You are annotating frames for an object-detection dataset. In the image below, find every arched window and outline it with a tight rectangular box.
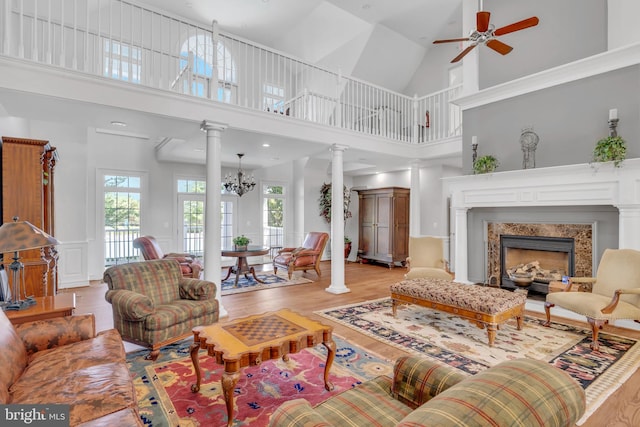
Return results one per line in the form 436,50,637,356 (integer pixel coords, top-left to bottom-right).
180,35,236,102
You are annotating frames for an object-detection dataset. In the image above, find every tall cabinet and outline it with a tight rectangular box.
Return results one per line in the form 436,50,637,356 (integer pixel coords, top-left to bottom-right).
1,137,59,297
357,187,410,268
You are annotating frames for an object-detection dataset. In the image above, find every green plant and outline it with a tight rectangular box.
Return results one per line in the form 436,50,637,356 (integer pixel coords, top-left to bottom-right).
344,236,352,244
473,155,499,174
319,183,352,223
593,136,626,167
232,235,250,246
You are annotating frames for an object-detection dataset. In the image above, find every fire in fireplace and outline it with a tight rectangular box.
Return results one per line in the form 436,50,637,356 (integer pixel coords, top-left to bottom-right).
500,235,575,293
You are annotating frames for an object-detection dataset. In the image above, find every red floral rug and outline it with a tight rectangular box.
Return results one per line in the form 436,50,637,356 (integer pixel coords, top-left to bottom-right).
127,336,392,426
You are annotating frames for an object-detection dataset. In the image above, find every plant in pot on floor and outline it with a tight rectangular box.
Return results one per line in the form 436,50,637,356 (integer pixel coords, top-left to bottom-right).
233,235,250,251
319,183,353,258
344,236,352,259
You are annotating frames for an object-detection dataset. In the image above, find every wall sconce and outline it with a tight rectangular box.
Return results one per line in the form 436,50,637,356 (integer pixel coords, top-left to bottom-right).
0,217,60,311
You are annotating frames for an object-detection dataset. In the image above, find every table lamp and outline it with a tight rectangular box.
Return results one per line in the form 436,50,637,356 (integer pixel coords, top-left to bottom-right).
0,217,60,311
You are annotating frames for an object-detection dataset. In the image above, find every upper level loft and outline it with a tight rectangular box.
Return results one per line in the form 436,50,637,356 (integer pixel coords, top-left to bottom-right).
0,0,462,152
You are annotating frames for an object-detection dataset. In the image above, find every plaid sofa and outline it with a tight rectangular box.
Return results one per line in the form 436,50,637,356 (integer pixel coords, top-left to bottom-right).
269,356,585,427
104,259,219,360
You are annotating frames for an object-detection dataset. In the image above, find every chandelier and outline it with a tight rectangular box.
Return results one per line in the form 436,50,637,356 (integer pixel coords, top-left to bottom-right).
223,153,256,197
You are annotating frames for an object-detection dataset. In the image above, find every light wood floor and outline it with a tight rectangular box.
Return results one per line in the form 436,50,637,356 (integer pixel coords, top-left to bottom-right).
68,261,640,427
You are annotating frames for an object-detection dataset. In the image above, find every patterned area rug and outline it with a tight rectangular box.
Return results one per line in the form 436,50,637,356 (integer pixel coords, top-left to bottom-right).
316,297,640,425
220,271,313,296
127,336,392,426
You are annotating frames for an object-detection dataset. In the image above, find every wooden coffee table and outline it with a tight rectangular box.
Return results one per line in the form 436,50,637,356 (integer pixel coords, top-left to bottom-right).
190,309,335,427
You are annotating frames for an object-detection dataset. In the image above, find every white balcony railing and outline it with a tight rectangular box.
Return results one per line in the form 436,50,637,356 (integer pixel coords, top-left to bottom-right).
0,0,462,144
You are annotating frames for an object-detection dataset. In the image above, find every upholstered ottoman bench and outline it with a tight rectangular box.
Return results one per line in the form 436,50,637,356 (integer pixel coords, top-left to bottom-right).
390,278,527,346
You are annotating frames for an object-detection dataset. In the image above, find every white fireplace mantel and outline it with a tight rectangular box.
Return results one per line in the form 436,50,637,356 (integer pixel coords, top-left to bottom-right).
443,158,640,282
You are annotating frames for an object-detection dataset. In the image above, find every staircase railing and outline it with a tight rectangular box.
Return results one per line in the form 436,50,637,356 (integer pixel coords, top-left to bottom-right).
0,0,462,144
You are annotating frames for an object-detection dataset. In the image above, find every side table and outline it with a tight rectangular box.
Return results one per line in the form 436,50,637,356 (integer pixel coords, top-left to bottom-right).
4,293,76,325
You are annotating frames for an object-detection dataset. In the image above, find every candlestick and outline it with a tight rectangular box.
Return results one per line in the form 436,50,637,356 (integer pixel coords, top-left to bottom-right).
471,136,478,167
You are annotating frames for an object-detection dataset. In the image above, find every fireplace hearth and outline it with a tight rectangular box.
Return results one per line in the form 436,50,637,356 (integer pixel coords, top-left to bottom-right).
500,235,575,293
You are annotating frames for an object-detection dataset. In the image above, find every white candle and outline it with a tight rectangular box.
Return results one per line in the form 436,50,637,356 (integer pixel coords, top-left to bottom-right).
471,136,478,146
609,108,618,120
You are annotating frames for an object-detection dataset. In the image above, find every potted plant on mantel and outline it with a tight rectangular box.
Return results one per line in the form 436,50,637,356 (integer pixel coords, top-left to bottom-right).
319,183,353,258
232,235,250,251
473,155,500,174
593,135,626,168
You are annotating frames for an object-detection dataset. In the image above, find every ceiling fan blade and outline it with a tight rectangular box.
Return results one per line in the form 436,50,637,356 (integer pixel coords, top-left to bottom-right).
451,44,476,63
433,37,470,44
486,39,513,55
477,11,491,32
494,16,539,36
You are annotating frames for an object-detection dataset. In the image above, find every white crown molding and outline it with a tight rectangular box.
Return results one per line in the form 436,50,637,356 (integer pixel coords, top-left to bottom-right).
453,42,640,111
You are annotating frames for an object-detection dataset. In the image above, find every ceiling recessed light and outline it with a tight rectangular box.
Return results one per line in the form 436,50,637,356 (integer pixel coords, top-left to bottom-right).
110,121,127,127
262,143,270,147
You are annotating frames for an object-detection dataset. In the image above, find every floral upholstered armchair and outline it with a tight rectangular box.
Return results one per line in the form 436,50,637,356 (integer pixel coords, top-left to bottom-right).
133,235,203,278
273,232,329,280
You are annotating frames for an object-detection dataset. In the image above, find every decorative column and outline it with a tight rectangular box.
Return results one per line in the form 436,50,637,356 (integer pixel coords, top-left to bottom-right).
453,206,470,284
326,144,350,294
201,120,228,317
409,161,421,236
617,205,640,250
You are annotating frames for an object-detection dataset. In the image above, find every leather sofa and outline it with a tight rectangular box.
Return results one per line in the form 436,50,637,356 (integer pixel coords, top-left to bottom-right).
0,310,142,426
269,355,585,427
104,259,219,360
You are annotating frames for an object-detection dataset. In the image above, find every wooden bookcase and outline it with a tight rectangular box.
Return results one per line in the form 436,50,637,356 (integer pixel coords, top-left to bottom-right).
1,137,59,297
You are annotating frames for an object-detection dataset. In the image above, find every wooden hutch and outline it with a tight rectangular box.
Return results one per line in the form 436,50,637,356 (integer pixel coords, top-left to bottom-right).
357,187,410,268
1,137,59,297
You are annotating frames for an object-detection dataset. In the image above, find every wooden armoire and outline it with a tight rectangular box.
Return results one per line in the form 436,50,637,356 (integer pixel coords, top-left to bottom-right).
357,187,410,267
1,137,59,297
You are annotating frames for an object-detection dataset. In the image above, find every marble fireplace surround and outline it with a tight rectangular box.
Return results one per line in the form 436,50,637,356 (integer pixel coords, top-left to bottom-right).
443,158,640,284
488,223,592,288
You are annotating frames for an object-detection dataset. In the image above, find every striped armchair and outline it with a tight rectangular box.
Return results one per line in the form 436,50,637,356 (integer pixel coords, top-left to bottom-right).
269,356,585,427
104,259,219,360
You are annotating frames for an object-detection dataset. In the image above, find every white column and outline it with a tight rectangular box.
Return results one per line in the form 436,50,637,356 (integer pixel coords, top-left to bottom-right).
326,144,350,294
453,206,470,284
617,205,640,250
201,120,228,317
3,0,10,54
461,0,479,95
409,161,421,236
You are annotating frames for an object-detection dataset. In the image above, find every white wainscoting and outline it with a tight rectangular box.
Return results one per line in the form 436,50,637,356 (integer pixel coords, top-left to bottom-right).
58,241,89,289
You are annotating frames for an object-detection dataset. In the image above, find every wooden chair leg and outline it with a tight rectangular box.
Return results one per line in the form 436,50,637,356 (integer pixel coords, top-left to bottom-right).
543,301,554,327
587,318,606,351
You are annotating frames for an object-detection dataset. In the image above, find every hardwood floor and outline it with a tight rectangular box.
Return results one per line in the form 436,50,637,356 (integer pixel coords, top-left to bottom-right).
67,261,640,427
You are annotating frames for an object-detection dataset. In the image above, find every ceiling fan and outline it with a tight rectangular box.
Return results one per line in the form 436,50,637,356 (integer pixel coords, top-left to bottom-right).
433,4,539,63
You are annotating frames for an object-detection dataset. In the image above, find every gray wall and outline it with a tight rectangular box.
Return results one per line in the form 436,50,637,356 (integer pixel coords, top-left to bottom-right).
479,0,607,89
466,206,619,284
463,65,640,173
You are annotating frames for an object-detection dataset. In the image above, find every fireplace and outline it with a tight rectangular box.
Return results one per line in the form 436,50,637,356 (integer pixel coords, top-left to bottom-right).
500,235,575,293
